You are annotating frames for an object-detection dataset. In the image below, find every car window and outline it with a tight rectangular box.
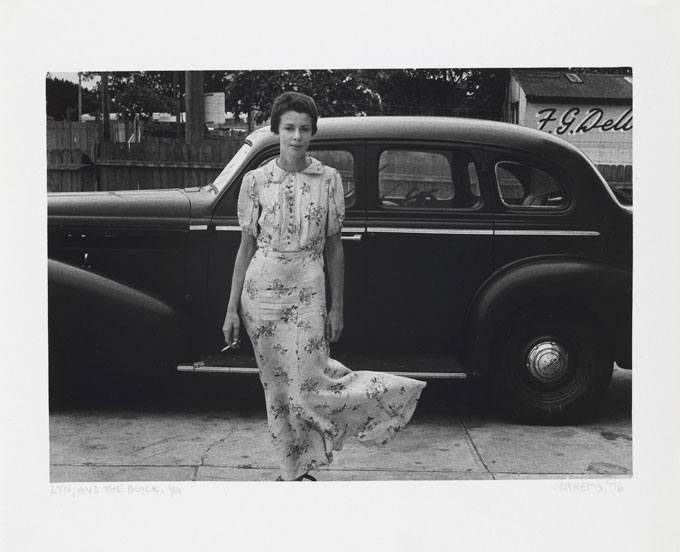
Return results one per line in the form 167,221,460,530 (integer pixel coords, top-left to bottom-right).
495,161,567,209
258,150,356,208
378,149,481,209
311,150,356,208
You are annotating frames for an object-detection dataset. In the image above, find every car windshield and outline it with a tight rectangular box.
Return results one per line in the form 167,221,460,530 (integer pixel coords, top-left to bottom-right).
205,142,252,193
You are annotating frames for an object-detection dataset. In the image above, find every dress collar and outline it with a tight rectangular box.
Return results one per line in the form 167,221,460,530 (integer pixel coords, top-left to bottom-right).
267,157,324,182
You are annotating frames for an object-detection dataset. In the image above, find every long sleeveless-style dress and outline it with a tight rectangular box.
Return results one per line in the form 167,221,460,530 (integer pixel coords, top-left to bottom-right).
238,157,426,480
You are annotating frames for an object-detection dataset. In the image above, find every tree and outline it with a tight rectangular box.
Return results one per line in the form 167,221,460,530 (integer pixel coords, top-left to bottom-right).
454,68,509,119
221,69,388,122
64,69,512,126
221,69,510,123
370,68,508,119
84,71,178,121
45,76,99,121
222,69,383,125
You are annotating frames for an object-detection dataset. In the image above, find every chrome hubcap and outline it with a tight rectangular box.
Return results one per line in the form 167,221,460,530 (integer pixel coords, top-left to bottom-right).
526,341,569,384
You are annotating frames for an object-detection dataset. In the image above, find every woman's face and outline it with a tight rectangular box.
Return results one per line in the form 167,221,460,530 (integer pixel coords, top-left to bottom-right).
278,111,313,158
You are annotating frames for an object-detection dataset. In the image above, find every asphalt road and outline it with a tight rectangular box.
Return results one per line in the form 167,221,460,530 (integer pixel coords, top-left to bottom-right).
49,366,632,482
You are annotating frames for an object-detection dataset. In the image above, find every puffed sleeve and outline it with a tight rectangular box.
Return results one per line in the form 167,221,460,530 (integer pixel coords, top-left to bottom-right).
326,169,346,236
237,171,259,237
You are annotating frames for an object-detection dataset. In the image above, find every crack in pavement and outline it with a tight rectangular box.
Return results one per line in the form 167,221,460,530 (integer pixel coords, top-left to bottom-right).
132,436,175,454
138,446,184,462
192,427,234,481
457,410,495,480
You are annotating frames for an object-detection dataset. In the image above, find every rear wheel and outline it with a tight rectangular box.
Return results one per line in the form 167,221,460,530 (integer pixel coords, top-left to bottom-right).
493,305,613,424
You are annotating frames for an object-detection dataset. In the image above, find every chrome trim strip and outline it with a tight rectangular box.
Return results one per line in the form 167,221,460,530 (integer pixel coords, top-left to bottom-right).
177,365,259,374
495,230,600,236
215,226,241,232
177,365,466,379
212,226,367,233
386,372,467,379
367,227,598,237
368,227,492,236
201,226,596,237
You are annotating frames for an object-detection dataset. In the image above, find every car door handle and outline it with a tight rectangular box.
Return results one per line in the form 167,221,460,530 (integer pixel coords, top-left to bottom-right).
341,234,364,242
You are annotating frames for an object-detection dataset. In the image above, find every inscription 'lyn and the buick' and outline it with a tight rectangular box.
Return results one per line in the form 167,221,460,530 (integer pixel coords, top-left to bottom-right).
48,117,632,424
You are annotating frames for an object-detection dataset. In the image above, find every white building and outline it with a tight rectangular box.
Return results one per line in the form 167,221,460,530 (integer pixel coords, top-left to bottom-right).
503,70,632,190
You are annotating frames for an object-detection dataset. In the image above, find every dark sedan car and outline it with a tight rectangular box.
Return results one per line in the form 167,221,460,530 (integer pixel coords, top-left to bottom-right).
48,116,632,423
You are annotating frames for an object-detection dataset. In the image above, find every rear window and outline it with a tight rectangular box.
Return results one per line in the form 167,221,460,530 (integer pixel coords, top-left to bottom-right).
495,161,567,209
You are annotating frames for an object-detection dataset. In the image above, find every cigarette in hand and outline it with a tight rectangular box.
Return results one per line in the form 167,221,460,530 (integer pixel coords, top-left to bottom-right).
221,344,231,352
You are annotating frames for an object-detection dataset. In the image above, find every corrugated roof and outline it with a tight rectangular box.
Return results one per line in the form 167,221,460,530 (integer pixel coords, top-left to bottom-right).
512,70,632,101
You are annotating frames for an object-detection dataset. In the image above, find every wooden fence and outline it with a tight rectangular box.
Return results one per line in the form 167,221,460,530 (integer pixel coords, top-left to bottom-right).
47,137,245,192
47,121,131,150
96,139,243,191
47,149,96,193
596,164,633,187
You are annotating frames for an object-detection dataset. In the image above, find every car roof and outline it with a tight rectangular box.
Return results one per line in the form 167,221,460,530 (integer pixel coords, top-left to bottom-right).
247,116,585,155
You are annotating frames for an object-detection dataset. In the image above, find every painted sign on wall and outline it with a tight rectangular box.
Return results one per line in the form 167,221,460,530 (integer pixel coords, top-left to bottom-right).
534,106,632,135
526,103,632,165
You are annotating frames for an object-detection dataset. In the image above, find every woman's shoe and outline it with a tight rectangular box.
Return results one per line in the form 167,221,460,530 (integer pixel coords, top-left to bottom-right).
275,473,316,481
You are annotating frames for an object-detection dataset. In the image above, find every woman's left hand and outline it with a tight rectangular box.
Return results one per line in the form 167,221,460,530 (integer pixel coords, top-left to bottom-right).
326,308,344,343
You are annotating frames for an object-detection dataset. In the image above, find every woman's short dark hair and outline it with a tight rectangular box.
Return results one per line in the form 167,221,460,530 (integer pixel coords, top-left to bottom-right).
270,92,319,135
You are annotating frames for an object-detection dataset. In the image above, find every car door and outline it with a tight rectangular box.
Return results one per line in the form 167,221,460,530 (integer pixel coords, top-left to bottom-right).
47,192,191,308
486,147,606,269
360,142,494,366
310,145,369,352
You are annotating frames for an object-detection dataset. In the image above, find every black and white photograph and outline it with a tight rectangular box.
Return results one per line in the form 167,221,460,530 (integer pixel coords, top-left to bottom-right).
2,1,679,551
46,67,633,484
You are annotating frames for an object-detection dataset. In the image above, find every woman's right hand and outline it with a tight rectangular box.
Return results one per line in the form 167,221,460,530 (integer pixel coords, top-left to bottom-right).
222,233,256,351
222,310,241,349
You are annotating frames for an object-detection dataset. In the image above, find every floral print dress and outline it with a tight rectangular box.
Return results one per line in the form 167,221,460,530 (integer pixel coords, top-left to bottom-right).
238,157,426,480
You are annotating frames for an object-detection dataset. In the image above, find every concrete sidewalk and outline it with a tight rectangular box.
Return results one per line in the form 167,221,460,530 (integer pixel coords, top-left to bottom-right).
50,368,632,482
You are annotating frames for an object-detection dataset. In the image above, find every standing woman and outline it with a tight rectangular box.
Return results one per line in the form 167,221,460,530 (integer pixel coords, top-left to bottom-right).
222,92,426,481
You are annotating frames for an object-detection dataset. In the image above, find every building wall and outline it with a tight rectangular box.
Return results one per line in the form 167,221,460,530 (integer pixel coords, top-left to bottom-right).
504,75,632,167
525,101,632,165
506,78,528,126
204,92,226,126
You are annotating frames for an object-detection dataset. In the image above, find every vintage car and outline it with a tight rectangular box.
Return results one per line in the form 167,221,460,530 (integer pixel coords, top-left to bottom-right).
48,116,632,423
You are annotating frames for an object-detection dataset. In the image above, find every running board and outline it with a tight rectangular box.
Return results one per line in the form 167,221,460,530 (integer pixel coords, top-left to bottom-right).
177,364,467,379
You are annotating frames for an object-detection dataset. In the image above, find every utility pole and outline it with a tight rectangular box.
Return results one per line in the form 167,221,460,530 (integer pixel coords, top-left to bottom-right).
173,71,181,138
185,71,204,143
101,72,110,142
248,72,254,133
78,72,82,122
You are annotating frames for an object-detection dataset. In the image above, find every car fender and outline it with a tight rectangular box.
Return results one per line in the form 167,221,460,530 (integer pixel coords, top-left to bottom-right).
462,255,632,375
48,259,185,373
